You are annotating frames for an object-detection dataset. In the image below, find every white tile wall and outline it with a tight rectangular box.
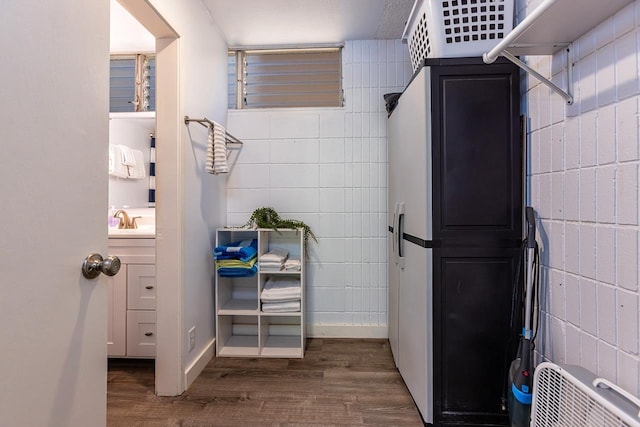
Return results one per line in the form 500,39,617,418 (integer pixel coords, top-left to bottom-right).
617,228,639,291
524,0,640,394
581,331,599,373
617,288,639,354
618,351,640,396
597,283,617,344
565,273,580,326
226,40,412,330
565,223,580,274
580,278,598,335
580,111,598,167
566,323,581,365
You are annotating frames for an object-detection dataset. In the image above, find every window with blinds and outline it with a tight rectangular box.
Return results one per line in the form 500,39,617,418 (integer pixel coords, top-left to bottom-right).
110,57,136,112
109,54,156,112
228,52,237,109
228,48,343,109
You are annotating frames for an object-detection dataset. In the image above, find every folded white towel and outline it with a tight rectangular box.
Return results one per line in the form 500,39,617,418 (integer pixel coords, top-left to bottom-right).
119,144,136,166
127,149,146,179
261,291,301,302
263,284,300,293
264,277,300,289
259,247,289,263
259,261,284,267
284,259,301,271
260,265,284,272
261,278,301,302
109,145,129,178
262,300,301,313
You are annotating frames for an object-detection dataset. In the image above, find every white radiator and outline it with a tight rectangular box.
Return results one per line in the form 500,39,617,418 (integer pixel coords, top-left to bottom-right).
531,362,640,427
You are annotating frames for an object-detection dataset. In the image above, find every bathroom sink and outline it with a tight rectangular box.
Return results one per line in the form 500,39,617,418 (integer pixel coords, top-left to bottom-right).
108,225,155,238
108,207,155,238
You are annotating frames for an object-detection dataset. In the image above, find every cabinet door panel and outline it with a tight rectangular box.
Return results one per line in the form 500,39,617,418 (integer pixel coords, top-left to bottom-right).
398,244,432,422
127,264,157,310
126,310,156,357
433,248,516,425
431,62,522,244
107,266,127,357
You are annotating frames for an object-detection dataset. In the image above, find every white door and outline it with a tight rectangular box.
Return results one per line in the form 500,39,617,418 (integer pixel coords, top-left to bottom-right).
387,109,400,364
0,1,110,426
386,67,434,423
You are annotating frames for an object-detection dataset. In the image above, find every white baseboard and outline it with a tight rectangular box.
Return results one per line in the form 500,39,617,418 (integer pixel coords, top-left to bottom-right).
184,338,215,389
307,325,388,339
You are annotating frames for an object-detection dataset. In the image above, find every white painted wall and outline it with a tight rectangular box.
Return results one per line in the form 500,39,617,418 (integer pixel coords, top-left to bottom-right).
227,40,412,337
148,0,229,374
521,0,640,396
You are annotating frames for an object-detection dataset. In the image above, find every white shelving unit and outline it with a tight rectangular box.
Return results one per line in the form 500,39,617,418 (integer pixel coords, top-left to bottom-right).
215,228,305,358
483,0,634,104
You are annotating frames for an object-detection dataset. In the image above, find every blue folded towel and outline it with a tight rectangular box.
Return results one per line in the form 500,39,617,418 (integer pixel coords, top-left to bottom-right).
218,265,258,277
214,239,258,262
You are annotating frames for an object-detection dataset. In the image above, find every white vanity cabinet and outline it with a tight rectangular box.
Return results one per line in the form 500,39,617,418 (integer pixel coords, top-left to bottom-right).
107,238,156,358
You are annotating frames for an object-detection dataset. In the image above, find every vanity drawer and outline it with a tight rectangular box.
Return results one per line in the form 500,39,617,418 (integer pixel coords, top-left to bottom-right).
127,264,156,310
126,310,156,357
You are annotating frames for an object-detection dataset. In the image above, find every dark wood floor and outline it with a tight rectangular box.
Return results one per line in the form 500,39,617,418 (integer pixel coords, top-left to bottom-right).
108,338,424,426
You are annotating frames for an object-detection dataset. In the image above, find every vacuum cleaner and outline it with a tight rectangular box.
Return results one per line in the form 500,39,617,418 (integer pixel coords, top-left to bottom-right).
507,207,540,426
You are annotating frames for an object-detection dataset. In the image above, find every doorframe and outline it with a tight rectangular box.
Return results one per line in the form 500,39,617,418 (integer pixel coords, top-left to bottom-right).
116,0,184,396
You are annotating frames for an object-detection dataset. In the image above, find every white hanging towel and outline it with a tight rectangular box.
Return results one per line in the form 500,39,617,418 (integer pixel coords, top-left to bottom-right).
109,144,129,178
205,121,229,175
127,149,146,179
118,144,137,166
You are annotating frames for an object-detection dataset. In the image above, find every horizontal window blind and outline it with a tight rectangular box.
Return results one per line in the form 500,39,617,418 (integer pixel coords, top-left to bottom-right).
110,57,136,112
227,52,237,109
109,54,155,113
235,48,342,109
147,57,156,112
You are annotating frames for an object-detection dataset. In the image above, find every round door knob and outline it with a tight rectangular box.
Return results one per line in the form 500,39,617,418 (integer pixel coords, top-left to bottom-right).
82,253,121,279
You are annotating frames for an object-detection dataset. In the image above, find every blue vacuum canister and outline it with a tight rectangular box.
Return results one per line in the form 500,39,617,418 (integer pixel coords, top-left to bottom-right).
508,339,532,426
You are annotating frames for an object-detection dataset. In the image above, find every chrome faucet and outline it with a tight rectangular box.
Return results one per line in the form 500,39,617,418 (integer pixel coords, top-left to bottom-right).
113,209,140,229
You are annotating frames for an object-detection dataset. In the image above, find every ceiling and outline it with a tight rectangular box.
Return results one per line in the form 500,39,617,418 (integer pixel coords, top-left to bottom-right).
110,0,155,53
201,0,415,47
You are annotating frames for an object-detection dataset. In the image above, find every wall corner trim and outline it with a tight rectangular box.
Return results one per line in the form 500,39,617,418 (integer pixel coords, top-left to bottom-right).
184,338,215,389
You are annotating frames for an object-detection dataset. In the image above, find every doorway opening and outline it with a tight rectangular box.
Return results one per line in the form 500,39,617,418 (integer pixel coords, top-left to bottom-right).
110,0,183,396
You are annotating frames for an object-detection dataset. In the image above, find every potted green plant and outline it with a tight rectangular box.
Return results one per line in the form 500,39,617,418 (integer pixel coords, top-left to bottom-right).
244,207,317,254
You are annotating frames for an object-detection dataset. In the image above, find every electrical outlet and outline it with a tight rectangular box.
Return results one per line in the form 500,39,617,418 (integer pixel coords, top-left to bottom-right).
188,326,196,351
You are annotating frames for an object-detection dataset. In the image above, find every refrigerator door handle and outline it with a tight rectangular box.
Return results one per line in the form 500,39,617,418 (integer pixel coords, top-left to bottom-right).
397,202,405,269
392,203,398,264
